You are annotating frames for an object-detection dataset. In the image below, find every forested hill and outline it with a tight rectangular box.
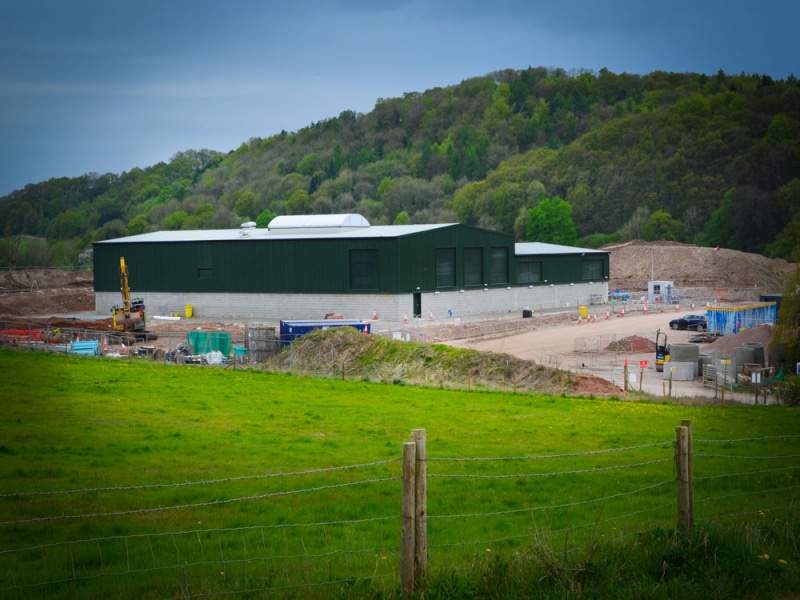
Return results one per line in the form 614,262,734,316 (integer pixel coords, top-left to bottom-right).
1,67,799,268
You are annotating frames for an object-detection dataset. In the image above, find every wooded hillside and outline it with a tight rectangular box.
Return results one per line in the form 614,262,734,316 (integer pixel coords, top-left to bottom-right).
1,67,798,267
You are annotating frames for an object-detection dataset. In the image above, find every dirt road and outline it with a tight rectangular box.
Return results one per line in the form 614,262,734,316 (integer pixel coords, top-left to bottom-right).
449,309,767,404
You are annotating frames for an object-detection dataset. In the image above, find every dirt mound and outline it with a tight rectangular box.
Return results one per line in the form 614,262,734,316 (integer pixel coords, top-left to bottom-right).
0,269,93,290
292,326,624,396
0,269,95,317
605,335,656,353
701,325,775,362
603,240,793,296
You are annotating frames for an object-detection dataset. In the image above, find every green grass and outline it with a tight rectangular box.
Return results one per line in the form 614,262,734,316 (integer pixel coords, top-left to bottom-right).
1,348,799,599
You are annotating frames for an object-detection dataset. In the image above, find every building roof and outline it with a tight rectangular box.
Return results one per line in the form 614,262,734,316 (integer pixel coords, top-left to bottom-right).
96,222,457,244
515,242,608,256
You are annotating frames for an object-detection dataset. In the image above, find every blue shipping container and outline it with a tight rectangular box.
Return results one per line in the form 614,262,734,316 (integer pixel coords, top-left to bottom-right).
279,319,370,343
706,302,777,335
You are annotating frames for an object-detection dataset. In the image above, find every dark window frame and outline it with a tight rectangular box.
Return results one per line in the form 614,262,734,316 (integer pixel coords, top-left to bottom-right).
489,246,509,285
517,260,542,284
435,247,457,289
349,249,379,290
463,247,483,287
582,259,603,281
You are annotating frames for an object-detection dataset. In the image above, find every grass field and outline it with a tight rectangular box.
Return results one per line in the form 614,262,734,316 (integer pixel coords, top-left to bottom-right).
1,348,799,599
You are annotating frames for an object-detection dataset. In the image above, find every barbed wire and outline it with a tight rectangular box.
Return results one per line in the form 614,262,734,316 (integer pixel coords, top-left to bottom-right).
429,441,673,462
429,502,673,552
0,476,399,526
694,484,800,506
695,435,800,443
694,465,799,482
430,479,674,520
0,515,400,556
429,458,672,479
0,458,399,499
695,453,800,460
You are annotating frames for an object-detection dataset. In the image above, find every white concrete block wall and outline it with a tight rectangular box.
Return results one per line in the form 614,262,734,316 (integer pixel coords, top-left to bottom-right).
95,282,608,323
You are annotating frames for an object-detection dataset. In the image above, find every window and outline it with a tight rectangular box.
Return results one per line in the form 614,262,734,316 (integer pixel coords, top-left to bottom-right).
350,249,379,290
582,259,603,280
489,247,508,285
464,247,482,286
517,260,542,284
435,248,456,288
198,268,212,280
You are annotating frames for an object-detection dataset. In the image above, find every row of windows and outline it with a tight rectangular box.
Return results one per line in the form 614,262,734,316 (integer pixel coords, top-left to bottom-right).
348,249,604,291
194,253,604,289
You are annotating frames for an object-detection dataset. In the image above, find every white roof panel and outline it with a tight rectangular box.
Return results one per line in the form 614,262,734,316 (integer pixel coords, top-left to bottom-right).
515,242,608,256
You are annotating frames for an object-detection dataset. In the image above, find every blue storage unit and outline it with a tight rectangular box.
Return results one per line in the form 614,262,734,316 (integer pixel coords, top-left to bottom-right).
279,319,370,343
707,302,777,335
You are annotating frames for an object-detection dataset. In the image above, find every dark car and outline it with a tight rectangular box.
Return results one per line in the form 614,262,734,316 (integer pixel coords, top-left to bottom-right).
669,314,707,331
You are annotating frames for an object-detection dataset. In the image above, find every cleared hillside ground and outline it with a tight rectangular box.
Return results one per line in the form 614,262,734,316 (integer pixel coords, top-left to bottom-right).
1,348,799,598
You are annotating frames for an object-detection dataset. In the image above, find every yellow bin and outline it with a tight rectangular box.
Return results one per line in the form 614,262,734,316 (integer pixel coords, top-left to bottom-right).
185,305,193,318
579,306,588,318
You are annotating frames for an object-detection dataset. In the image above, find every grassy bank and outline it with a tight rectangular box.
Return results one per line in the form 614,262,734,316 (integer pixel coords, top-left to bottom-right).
1,348,798,598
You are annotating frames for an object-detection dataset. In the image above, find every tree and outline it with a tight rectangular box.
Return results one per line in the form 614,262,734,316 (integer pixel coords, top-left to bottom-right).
256,209,277,228
641,210,685,241
772,262,800,369
127,215,149,236
233,191,257,220
526,196,578,245
393,210,411,225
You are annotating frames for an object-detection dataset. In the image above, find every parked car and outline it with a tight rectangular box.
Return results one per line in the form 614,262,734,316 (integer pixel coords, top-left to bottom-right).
669,314,707,331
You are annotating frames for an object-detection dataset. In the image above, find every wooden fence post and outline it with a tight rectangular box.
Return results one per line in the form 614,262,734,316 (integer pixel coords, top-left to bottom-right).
675,424,694,531
401,441,417,597
411,429,428,584
681,419,694,530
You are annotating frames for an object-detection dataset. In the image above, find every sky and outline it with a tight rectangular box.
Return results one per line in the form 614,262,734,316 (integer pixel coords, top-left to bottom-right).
1,0,797,197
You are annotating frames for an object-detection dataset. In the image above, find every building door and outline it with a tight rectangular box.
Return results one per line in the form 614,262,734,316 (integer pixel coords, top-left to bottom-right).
413,293,422,318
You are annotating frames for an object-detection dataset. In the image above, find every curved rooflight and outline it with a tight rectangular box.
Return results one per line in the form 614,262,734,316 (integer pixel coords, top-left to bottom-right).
268,214,370,231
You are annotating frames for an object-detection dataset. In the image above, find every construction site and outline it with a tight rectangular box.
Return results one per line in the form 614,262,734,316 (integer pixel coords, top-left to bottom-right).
0,241,795,402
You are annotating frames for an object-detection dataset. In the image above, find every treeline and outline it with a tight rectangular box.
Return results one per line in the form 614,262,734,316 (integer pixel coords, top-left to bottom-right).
1,67,799,267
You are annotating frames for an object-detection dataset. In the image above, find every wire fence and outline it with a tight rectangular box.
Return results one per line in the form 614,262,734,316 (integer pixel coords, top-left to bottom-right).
1,427,798,599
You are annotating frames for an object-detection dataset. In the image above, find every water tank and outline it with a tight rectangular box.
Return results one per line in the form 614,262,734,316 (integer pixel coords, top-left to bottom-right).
743,342,765,366
734,346,756,373
670,343,700,376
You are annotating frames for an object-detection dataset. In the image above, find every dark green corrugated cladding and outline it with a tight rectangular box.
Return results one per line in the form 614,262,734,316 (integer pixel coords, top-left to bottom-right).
93,223,520,295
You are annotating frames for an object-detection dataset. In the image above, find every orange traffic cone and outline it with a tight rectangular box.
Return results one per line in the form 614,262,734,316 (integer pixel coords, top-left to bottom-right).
373,309,378,320
643,304,647,315
403,312,408,323
675,303,679,312
429,310,434,321
621,307,625,317
593,313,598,323
605,310,610,320
578,314,583,325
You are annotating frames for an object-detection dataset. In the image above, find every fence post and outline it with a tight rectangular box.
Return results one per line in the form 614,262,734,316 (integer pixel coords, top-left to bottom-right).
681,419,694,530
411,429,427,584
675,424,694,531
401,441,417,597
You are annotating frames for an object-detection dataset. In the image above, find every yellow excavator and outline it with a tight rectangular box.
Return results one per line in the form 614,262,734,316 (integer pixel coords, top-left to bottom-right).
112,257,147,335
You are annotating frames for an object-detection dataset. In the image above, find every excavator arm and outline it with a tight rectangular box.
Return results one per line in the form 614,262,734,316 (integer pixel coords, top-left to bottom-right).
119,257,131,317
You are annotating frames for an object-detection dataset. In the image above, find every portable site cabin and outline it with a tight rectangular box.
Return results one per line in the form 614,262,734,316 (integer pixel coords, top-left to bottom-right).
706,302,778,335
93,215,609,321
648,280,676,304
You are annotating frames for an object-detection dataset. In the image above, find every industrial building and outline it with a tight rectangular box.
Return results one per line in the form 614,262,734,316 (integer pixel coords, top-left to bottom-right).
93,215,609,321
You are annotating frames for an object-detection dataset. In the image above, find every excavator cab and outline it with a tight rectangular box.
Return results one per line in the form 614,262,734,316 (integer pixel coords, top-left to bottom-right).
655,329,669,373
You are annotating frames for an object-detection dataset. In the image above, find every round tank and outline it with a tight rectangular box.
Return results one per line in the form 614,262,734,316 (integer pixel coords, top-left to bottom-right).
670,343,700,376
734,346,756,373
743,342,765,366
